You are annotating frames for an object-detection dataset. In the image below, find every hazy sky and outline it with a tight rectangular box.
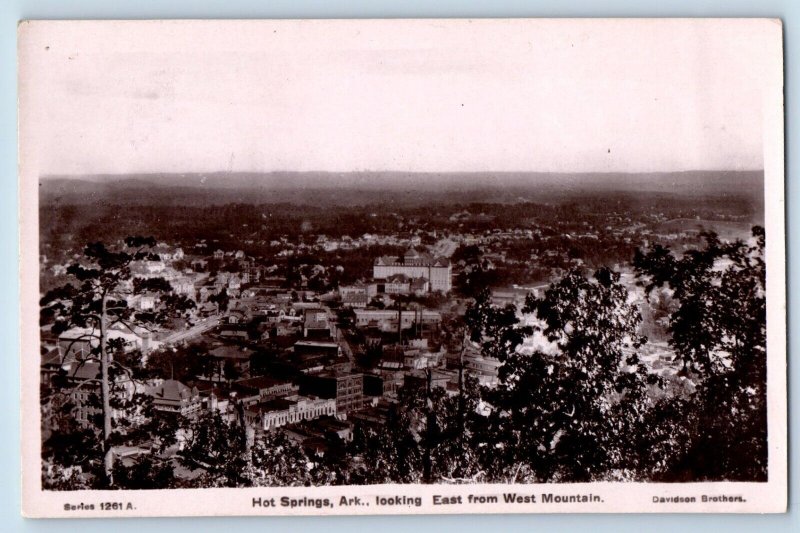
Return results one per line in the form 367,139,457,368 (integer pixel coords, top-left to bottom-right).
19,19,780,176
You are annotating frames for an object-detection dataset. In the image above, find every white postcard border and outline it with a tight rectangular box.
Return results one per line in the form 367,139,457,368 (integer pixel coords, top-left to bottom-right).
18,18,787,518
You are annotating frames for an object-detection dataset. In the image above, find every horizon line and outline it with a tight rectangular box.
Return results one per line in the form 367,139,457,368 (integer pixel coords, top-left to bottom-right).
39,168,766,180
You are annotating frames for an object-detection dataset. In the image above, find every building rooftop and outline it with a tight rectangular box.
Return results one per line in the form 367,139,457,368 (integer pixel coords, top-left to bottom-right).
63,361,101,380
208,345,253,360
374,249,450,268
148,379,198,404
249,397,297,413
342,293,369,305
294,340,339,349
41,347,61,367
235,376,294,390
315,370,364,380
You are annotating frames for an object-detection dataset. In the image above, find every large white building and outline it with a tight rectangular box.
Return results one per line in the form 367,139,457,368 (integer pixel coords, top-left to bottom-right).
244,395,337,431
373,249,452,292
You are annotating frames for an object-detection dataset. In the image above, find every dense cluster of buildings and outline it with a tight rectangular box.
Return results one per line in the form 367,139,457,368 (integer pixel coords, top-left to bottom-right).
40,241,517,465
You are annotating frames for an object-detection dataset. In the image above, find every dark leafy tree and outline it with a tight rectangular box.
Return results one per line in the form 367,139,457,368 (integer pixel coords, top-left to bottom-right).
464,288,531,364
455,263,499,299
209,288,230,312
467,269,674,481
248,430,311,486
307,435,352,486
349,386,426,484
368,297,386,309
41,391,102,489
348,372,486,485
634,227,767,481
177,410,249,487
145,342,215,383
40,237,196,487
223,358,242,382
429,374,486,482
112,453,176,490
524,269,666,481
451,244,482,265
285,260,303,289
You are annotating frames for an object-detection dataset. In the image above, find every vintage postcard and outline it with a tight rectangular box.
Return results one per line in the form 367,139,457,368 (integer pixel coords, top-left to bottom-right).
18,19,785,517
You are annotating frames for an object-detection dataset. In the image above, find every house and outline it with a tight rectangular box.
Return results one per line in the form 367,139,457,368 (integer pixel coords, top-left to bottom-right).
198,284,220,302
340,283,376,298
208,345,253,375
138,292,158,311
279,417,354,450
347,399,393,429
381,341,440,369
197,301,220,317
60,361,103,427
367,368,405,396
147,379,202,418
379,274,430,295
171,276,197,299
264,308,301,324
228,275,243,292
54,361,145,428
218,324,250,341
341,292,369,308
215,272,231,290
152,244,183,262
383,274,412,294
339,284,371,308
56,328,95,363
57,325,156,364
292,340,343,374
225,309,249,325
303,308,333,339
275,319,301,337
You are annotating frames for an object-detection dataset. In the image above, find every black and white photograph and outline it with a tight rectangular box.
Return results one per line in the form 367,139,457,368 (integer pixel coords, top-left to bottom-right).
18,19,786,516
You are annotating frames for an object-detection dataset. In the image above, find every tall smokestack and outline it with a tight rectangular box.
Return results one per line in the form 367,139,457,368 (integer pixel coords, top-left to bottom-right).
397,304,402,343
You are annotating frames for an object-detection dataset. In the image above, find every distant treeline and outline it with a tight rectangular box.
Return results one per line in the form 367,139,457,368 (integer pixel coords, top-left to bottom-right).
40,193,760,260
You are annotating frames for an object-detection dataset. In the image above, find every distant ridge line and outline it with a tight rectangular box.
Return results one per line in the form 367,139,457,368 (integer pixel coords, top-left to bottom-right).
39,170,764,209
40,169,763,189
